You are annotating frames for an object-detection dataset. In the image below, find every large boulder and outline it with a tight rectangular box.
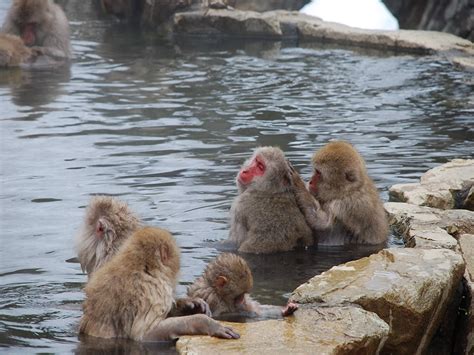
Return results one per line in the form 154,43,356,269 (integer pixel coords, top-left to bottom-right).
290,248,465,355
389,159,474,210
176,305,389,354
233,0,309,12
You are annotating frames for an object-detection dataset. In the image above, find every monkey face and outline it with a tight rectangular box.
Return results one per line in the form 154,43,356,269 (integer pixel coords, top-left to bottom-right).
237,154,266,186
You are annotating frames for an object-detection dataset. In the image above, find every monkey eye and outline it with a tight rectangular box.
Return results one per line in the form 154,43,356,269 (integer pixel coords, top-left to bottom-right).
314,169,321,177
256,159,265,172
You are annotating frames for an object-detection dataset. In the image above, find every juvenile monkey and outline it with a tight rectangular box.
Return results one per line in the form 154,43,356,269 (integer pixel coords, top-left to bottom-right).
75,196,142,276
187,253,298,318
1,0,72,60
79,227,239,341
0,33,32,67
290,141,388,245
227,146,313,254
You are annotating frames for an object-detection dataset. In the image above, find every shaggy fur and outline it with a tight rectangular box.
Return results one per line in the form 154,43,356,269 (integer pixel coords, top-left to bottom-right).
228,147,313,253
75,196,142,275
1,0,72,59
0,33,31,66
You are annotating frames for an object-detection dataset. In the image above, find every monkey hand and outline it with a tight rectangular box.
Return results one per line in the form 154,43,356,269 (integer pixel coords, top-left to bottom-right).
281,302,298,317
175,297,212,317
208,319,240,339
286,160,307,191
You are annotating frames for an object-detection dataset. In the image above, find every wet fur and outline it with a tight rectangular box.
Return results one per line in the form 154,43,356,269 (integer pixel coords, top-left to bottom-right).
228,147,313,253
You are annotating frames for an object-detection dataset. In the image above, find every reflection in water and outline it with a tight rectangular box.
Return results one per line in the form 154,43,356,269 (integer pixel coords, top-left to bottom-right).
0,1,473,353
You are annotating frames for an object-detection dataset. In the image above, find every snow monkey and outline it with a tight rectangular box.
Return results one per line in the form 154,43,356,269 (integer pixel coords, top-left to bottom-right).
227,146,313,253
79,227,240,341
1,0,72,60
75,196,142,276
289,141,388,245
187,253,298,318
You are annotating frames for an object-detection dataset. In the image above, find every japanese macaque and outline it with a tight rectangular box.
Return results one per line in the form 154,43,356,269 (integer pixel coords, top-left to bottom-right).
290,141,388,245
227,146,313,254
0,33,32,67
187,253,298,318
79,227,239,341
1,0,72,60
75,196,142,276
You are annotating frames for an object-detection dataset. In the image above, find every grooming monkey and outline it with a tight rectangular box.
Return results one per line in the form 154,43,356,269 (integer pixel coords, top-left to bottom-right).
289,141,388,245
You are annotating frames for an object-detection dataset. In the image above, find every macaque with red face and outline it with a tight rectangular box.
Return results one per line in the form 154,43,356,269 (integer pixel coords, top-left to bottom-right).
187,253,298,319
289,141,388,245
80,227,239,341
1,0,72,61
0,33,32,67
227,146,313,254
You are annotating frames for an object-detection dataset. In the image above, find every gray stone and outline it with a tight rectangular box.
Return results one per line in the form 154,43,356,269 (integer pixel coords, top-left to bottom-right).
176,305,389,354
290,248,465,355
389,159,474,210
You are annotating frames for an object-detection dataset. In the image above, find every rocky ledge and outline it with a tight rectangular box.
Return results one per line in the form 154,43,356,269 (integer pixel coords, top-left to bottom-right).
172,9,474,69
177,159,474,354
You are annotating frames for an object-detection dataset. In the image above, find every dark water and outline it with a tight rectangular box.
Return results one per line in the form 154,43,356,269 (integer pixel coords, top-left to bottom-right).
1,1,473,353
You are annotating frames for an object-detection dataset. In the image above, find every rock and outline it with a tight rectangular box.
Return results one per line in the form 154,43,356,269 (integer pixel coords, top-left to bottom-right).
173,9,283,38
233,0,310,12
382,0,474,42
176,305,389,354
389,159,474,210
385,202,474,248
290,248,465,355
172,9,474,64
459,234,474,280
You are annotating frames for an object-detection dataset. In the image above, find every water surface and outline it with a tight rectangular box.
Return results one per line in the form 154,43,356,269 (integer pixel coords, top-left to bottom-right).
0,1,473,352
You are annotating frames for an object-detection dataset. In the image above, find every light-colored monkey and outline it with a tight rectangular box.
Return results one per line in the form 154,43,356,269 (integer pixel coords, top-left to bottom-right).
289,141,388,245
1,0,72,60
227,146,313,254
187,253,298,318
0,33,32,67
79,227,239,341
75,196,142,276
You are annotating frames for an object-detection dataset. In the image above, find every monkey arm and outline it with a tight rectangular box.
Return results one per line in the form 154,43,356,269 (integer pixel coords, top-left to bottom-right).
169,297,211,317
288,167,334,231
142,314,240,341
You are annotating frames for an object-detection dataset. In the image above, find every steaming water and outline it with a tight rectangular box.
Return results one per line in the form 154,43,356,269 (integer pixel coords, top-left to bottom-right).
0,1,473,353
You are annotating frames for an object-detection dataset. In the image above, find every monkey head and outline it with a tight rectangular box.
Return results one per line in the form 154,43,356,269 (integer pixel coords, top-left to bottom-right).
236,147,291,193
75,196,141,274
206,253,253,313
12,0,55,45
309,141,366,202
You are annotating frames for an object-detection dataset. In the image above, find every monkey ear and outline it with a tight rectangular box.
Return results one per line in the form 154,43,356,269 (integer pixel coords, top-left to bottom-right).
215,276,228,288
160,243,170,264
345,170,357,182
95,219,106,238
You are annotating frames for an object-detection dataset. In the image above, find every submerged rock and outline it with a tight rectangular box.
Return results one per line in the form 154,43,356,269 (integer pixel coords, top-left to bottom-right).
389,159,474,210
290,248,465,355
176,305,389,354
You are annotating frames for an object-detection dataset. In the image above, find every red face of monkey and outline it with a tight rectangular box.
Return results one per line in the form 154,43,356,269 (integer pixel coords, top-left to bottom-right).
237,155,266,186
308,168,321,194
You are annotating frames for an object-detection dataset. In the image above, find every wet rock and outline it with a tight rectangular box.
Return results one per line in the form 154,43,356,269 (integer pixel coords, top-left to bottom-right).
385,202,474,248
173,9,283,38
290,248,465,355
459,234,474,280
172,9,474,63
382,0,474,42
176,305,389,354
233,0,309,12
389,159,474,210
